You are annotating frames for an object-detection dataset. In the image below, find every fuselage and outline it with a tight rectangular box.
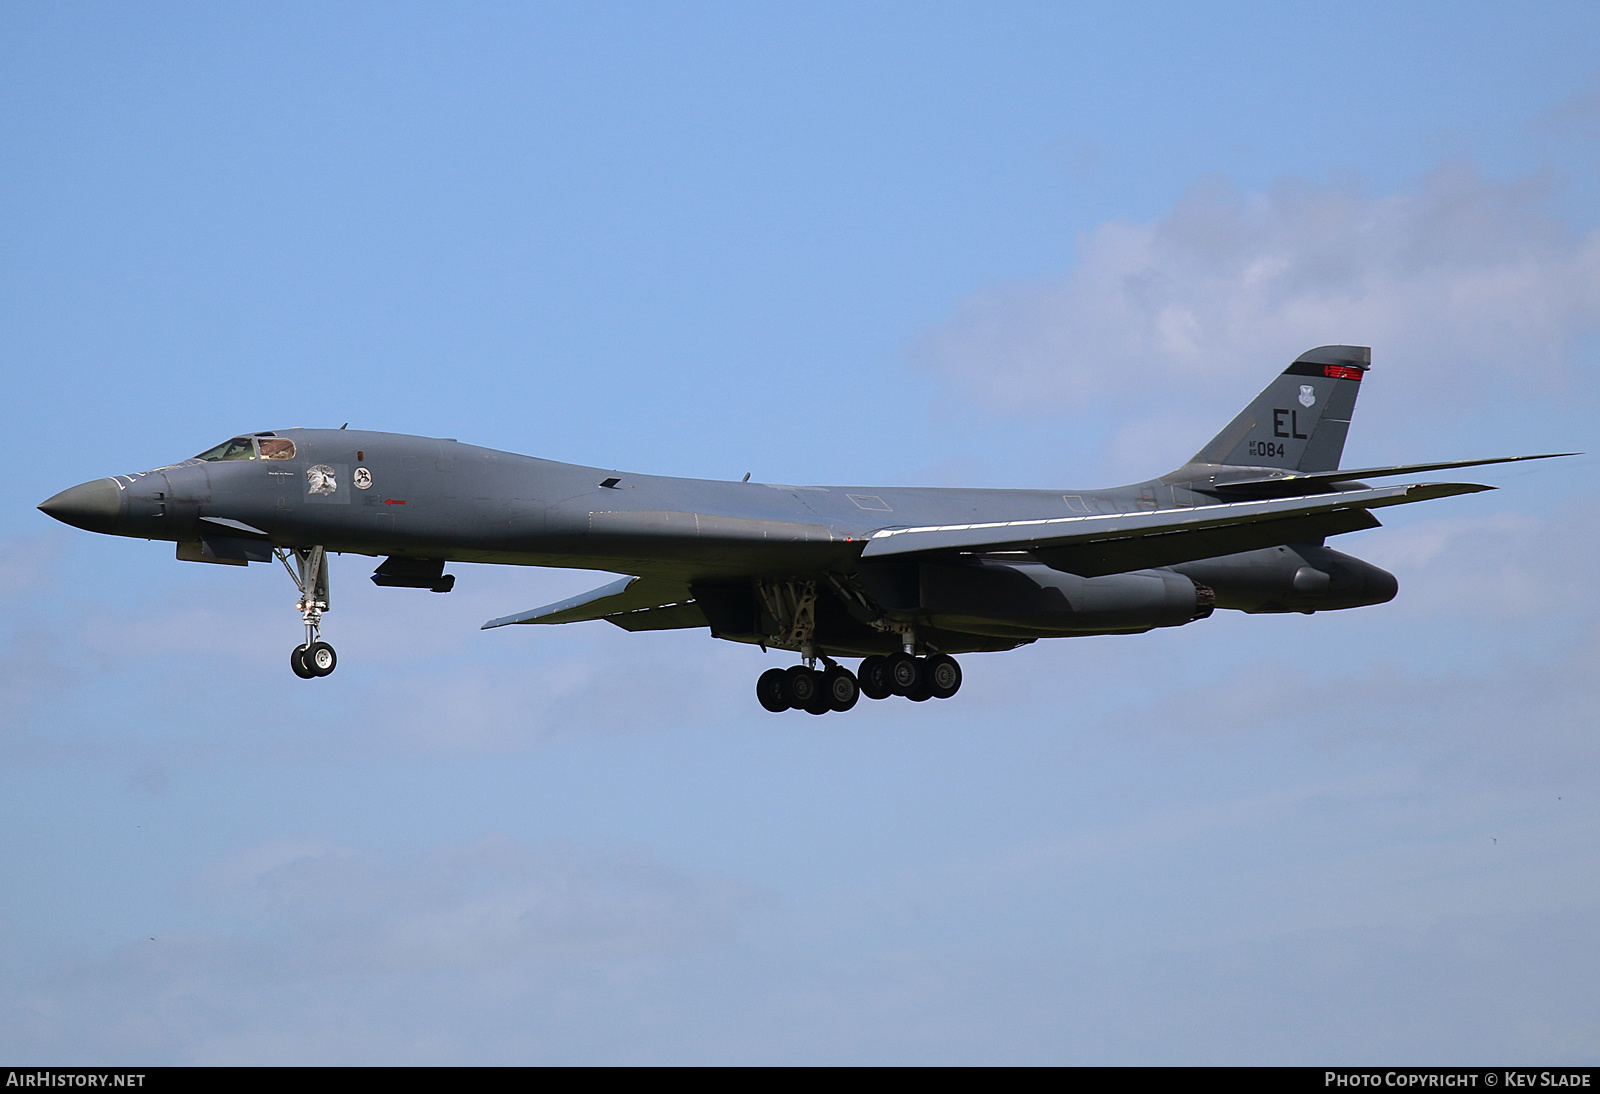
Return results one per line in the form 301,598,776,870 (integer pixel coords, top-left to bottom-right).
75,427,1223,579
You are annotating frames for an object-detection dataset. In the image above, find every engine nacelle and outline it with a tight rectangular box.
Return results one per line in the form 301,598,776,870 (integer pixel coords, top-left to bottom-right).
1170,543,1396,614
903,559,1213,638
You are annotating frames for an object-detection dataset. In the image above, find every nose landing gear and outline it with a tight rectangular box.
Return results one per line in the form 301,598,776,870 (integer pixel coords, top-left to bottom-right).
277,546,337,678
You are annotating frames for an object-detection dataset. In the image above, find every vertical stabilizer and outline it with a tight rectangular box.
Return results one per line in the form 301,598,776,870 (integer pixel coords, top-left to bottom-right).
1190,346,1369,472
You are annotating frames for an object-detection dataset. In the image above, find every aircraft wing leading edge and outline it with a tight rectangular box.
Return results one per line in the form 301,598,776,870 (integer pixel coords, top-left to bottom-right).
860,481,1490,576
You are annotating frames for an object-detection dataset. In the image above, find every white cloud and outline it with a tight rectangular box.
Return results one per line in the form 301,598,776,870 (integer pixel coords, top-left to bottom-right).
1357,503,1600,622
915,163,1600,473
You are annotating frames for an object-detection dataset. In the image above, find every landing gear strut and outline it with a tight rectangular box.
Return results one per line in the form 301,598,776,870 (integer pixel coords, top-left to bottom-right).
277,546,336,678
747,581,959,713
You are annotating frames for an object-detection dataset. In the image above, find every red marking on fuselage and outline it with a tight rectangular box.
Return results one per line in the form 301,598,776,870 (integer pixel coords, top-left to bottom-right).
386,499,407,505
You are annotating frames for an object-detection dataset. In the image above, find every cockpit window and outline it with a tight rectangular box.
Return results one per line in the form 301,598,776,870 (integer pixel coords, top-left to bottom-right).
257,438,296,459
194,437,259,461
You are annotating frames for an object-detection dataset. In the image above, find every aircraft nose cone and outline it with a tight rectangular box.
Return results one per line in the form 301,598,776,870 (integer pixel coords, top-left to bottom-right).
38,478,122,534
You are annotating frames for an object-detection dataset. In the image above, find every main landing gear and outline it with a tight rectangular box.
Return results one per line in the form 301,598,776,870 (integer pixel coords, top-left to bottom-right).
756,660,861,715
276,546,337,679
755,652,962,714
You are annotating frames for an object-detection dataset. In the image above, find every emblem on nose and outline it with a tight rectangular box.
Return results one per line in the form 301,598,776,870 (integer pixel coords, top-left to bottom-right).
38,478,122,534
307,465,338,496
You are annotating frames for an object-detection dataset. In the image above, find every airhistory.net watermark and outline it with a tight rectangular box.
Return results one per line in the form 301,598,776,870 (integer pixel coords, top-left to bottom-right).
5,1075,145,1088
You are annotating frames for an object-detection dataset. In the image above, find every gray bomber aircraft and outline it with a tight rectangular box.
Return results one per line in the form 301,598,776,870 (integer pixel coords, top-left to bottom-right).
38,346,1567,714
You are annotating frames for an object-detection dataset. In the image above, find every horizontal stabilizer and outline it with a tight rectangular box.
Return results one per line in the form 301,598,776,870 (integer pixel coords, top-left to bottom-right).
482,573,691,629
1209,452,1577,495
860,482,1491,575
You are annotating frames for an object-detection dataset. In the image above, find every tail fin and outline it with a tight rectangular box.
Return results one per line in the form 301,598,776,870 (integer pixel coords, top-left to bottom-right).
1190,345,1368,472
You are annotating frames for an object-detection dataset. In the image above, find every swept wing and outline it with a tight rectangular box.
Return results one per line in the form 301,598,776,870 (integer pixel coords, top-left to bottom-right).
860,481,1489,577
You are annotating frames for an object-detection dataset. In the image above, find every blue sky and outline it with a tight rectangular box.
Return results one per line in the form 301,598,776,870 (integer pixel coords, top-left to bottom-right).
3,2,1599,1063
